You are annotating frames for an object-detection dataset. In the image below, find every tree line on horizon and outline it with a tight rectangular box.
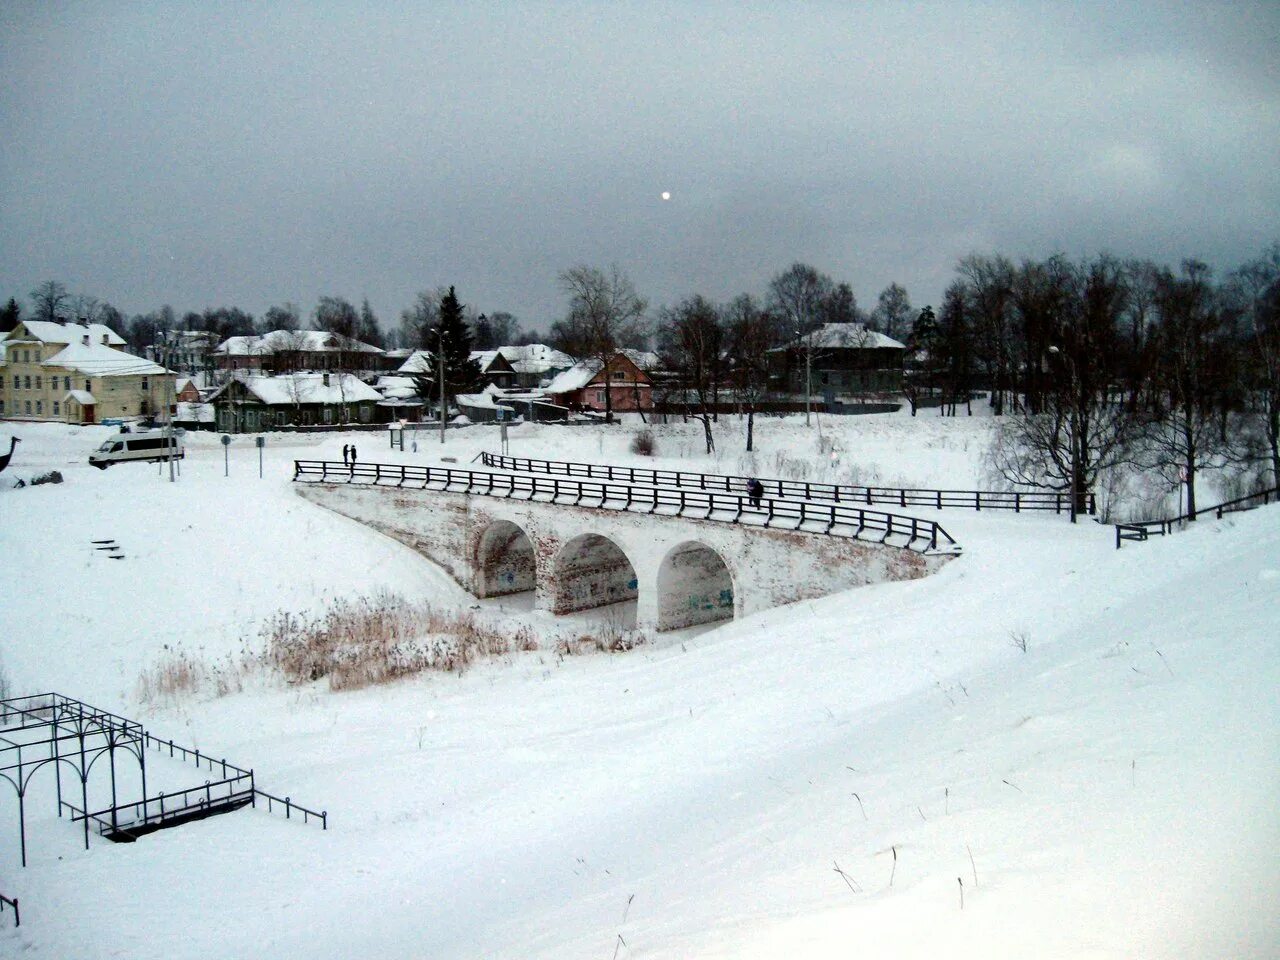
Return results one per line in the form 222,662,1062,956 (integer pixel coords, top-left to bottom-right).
5,240,1278,514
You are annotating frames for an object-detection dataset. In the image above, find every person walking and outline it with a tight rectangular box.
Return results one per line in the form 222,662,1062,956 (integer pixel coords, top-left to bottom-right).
342,443,350,466
747,477,763,508
350,444,358,469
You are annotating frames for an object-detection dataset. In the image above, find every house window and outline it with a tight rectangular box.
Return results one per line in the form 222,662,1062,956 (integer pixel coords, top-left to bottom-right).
276,411,286,425
53,401,60,416
34,349,41,361
22,350,29,363
323,408,334,424
36,400,42,414
141,378,149,391
64,376,71,390
85,381,91,392
24,376,31,389
35,376,42,389
611,370,625,380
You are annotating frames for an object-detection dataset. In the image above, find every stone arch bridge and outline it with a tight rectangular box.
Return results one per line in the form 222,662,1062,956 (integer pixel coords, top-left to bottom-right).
294,461,952,632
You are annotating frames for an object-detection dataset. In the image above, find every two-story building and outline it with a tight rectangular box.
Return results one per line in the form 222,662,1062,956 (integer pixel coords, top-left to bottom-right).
213,330,386,376
1,321,174,424
544,352,653,412
769,323,906,396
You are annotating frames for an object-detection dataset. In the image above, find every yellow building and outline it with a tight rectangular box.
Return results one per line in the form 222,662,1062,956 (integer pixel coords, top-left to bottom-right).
1,321,174,424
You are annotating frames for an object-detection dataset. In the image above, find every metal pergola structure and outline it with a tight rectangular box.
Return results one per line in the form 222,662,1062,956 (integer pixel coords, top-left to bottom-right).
0,693,146,868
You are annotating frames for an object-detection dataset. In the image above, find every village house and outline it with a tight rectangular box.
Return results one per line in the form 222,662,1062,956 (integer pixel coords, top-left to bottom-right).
1,321,174,424
213,330,386,376
769,322,906,396
212,372,381,433
544,352,653,412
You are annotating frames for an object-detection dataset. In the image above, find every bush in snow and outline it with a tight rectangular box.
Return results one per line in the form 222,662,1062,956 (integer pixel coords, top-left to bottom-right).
630,429,656,456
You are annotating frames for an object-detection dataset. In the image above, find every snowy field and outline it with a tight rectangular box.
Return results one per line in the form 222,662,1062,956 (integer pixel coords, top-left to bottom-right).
0,412,1277,959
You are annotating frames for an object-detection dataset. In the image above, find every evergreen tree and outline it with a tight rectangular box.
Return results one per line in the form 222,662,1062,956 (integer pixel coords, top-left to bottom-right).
359,298,385,348
0,297,20,333
411,286,482,410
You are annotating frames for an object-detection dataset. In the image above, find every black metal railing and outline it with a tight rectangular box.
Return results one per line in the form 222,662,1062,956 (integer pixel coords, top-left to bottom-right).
61,773,254,838
252,788,328,828
293,459,960,554
0,891,17,928
478,452,1094,515
1115,485,1280,548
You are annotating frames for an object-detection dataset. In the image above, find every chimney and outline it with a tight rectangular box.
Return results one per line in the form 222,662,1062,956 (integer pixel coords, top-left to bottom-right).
101,334,109,345
82,334,90,346
323,373,331,387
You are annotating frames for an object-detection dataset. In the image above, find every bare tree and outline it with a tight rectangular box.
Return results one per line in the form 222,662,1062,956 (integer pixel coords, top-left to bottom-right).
261,302,302,333
871,283,913,342
768,263,834,424
990,256,1140,520
724,294,776,451
555,264,647,423
959,254,1016,414
1138,260,1242,518
656,295,724,454
400,288,446,350
29,281,70,324
1227,243,1280,487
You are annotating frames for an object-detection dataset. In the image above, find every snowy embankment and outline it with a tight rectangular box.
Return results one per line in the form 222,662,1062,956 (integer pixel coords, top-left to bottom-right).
0,417,1276,959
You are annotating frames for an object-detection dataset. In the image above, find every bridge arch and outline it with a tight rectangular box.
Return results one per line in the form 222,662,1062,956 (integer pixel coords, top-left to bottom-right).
474,520,537,598
551,533,639,618
656,540,735,631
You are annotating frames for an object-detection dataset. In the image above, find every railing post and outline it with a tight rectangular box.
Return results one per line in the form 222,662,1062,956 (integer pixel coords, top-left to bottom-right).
286,796,292,820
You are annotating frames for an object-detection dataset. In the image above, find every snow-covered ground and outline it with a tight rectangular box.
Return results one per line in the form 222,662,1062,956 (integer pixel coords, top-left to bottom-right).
0,414,1277,959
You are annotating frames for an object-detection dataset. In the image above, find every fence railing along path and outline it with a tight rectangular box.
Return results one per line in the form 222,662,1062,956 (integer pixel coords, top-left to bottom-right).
293,459,961,554
1114,485,1280,549
477,452,1094,516
0,891,17,928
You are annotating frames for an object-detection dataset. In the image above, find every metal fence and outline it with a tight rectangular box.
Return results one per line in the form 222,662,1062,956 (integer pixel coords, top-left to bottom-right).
478,452,1093,515
293,459,960,554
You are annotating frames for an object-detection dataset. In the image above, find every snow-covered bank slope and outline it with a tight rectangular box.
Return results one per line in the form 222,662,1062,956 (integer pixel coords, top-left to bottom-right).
1,422,1277,959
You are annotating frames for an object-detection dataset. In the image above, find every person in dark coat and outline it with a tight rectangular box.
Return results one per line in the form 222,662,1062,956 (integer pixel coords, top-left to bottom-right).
350,445,357,467
342,443,350,466
747,477,763,508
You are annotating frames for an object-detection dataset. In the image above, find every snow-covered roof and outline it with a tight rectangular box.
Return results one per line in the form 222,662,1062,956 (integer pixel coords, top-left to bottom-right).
543,358,603,395
5,321,126,347
236,373,382,405
778,323,906,352
44,341,170,377
215,330,384,356
175,401,216,423
620,349,660,370
176,377,195,393
64,390,96,404
495,344,575,374
455,392,516,411
397,350,434,374
374,375,421,401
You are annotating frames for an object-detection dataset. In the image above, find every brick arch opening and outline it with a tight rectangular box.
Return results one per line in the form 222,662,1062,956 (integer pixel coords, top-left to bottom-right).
657,540,735,631
475,520,537,598
551,534,638,618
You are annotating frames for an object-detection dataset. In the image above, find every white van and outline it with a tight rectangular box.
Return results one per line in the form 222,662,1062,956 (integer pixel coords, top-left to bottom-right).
90,433,184,469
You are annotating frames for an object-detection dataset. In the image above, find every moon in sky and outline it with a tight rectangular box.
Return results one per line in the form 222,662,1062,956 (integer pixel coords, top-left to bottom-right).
661,191,671,201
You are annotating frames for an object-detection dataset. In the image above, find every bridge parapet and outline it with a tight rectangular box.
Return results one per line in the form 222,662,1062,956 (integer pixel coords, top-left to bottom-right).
295,460,954,632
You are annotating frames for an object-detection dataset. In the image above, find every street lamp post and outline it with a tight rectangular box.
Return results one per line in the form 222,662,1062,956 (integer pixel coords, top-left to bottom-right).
438,334,447,445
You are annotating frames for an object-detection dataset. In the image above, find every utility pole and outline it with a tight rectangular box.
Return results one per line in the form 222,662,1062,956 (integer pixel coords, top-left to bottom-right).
438,335,446,444
164,336,176,482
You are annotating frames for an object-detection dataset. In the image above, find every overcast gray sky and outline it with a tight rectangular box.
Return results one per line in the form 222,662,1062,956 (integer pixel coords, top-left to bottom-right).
2,1,1277,333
